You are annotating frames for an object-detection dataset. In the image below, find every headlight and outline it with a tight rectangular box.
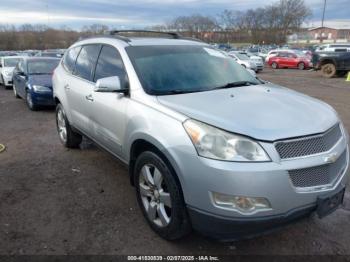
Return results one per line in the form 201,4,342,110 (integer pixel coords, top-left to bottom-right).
183,119,270,162
4,71,11,77
32,85,51,92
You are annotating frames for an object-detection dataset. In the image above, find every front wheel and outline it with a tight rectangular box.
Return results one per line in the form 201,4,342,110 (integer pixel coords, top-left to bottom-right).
134,151,191,240
26,90,37,111
56,103,82,148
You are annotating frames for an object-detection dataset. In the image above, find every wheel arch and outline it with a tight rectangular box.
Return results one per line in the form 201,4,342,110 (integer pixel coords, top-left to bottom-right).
128,137,184,198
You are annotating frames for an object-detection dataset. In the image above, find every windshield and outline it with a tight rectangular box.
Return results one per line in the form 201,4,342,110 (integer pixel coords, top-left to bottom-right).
28,59,60,74
126,45,260,95
234,53,250,60
4,58,21,67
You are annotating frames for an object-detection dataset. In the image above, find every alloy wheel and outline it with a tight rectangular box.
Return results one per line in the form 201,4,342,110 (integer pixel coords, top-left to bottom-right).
139,164,172,227
57,108,67,143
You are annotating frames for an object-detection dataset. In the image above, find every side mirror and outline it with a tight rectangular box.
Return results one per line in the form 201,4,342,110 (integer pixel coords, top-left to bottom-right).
94,76,128,93
18,71,26,76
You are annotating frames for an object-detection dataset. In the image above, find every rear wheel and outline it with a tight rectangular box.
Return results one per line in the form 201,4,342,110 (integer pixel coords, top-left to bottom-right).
321,63,336,78
298,62,305,70
56,103,82,148
271,62,278,69
134,151,191,240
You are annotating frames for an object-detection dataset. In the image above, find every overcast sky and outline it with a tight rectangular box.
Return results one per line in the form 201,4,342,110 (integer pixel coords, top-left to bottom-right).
0,0,349,29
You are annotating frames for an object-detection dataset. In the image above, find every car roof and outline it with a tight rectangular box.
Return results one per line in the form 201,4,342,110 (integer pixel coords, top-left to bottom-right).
73,36,207,49
2,56,25,60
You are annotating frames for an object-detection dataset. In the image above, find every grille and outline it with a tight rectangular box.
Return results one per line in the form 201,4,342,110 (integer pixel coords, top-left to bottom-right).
275,124,342,159
289,150,347,188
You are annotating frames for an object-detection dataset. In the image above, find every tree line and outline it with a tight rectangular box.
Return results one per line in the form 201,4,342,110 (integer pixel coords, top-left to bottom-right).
0,0,311,51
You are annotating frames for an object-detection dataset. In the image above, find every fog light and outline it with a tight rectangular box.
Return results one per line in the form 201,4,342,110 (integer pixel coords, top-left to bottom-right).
212,192,271,214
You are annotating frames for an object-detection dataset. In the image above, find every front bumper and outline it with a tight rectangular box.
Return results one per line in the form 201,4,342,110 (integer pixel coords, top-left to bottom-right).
165,129,349,239
32,92,55,106
188,203,316,241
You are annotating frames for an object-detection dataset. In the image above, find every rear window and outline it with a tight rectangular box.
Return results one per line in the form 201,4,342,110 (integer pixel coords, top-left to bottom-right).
63,46,81,73
74,45,101,81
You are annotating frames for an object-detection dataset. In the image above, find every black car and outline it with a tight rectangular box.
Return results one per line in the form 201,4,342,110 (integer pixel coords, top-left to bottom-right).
313,51,350,78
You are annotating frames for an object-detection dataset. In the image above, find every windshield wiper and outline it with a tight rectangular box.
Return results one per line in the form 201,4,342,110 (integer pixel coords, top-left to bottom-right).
212,81,258,90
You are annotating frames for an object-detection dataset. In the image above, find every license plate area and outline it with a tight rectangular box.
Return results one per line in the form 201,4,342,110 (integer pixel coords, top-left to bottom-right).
317,187,345,218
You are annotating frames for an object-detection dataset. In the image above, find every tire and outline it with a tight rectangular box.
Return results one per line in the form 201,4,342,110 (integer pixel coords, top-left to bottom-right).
134,151,191,240
56,103,82,148
13,83,20,98
0,75,4,87
271,62,278,69
321,63,336,78
25,90,38,111
297,62,305,70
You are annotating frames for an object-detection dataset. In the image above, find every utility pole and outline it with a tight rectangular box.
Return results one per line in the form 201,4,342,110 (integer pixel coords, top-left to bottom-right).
320,0,327,43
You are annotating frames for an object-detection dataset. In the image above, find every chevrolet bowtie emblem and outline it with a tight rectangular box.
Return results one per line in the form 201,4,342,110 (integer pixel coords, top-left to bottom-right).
324,153,338,164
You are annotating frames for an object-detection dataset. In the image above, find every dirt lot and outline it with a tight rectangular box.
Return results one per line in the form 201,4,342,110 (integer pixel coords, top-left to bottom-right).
0,68,350,255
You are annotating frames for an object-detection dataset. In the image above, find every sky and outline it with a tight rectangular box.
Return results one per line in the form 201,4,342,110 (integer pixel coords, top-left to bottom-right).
0,0,349,30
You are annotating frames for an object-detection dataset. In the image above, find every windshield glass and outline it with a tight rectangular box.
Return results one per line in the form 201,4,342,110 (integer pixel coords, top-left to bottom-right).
4,58,21,67
234,53,250,60
126,45,260,95
28,59,60,74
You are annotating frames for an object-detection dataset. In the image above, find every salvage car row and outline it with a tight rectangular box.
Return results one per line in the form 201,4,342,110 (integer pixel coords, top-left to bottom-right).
1,31,349,242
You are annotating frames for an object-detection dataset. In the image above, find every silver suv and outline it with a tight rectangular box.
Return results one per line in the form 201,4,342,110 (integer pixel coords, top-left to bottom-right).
53,31,349,241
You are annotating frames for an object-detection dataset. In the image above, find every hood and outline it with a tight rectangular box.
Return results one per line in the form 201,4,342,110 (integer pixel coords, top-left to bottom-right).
157,84,338,141
28,74,53,89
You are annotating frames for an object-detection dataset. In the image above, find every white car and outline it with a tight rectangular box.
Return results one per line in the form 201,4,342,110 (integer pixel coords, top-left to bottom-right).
228,51,258,72
0,56,24,89
245,52,264,72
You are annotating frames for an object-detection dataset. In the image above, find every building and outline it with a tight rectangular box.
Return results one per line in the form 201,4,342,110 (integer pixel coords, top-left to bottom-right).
288,26,350,44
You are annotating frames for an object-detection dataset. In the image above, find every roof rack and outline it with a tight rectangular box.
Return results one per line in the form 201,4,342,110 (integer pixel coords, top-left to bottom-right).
107,30,182,39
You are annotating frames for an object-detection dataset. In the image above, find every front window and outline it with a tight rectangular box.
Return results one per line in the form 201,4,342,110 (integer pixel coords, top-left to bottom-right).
28,59,60,74
126,45,260,95
4,58,21,67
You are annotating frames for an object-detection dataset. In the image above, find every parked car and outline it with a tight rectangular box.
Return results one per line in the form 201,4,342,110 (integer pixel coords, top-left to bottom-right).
268,51,312,70
53,31,349,241
12,57,60,110
313,51,350,78
0,56,24,89
245,52,264,72
228,51,258,72
316,43,350,52
35,51,64,58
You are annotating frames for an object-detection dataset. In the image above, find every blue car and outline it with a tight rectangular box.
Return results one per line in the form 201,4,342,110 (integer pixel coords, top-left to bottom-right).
12,57,60,110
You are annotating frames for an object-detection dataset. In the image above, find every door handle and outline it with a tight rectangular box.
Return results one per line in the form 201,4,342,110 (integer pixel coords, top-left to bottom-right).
85,94,94,102
64,84,70,90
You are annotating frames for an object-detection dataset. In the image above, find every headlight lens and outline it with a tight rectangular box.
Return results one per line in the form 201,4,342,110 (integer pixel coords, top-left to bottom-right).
4,71,11,77
32,85,51,92
183,119,270,162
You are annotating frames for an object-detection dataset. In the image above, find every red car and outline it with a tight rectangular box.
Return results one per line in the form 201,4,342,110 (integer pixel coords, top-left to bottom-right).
268,51,312,70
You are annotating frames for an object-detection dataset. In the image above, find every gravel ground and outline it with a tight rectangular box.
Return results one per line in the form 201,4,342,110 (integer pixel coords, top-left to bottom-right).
0,68,349,255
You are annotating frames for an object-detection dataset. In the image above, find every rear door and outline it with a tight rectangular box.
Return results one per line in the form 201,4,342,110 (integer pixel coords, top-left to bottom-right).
88,45,129,156
66,44,101,136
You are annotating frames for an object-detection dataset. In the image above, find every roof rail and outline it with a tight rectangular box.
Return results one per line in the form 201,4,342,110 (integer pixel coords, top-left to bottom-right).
107,30,182,39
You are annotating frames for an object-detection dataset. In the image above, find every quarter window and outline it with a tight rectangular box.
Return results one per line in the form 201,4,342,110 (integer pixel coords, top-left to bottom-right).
74,45,101,81
94,45,126,82
63,46,81,73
